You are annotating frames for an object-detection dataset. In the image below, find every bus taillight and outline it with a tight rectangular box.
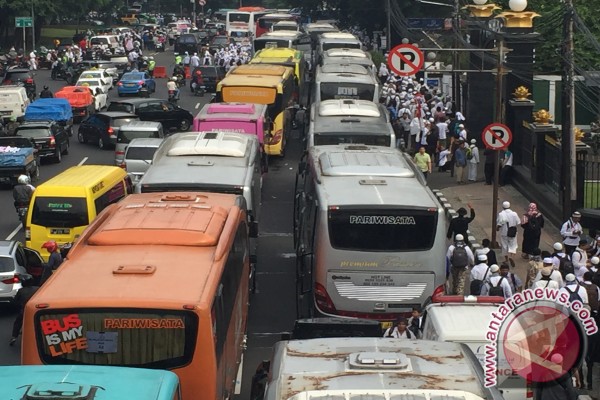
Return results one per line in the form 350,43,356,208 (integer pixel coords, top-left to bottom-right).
314,282,336,314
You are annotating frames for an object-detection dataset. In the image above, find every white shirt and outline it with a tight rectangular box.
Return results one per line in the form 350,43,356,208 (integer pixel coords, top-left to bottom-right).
410,117,422,136
436,122,448,140
166,80,177,91
470,263,491,282
559,283,589,304
459,129,467,141
533,269,564,287
496,209,520,237
438,149,450,167
481,275,513,299
533,278,560,290
383,327,413,339
560,218,583,246
571,248,588,280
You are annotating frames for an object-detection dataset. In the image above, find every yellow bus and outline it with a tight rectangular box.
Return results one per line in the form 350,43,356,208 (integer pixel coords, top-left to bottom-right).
216,69,295,157
25,165,131,260
249,47,307,106
22,192,251,400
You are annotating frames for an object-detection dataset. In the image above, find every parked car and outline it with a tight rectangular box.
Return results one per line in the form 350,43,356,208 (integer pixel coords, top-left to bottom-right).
14,120,70,163
77,111,139,149
0,240,45,302
117,71,156,96
107,98,193,131
190,66,226,92
123,137,163,184
1,69,36,100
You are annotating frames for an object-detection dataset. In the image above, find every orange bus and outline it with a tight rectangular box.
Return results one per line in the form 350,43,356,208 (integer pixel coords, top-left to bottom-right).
21,192,251,400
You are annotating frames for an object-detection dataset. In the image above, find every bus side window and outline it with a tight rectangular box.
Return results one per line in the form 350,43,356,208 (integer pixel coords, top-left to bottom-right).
94,181,127,214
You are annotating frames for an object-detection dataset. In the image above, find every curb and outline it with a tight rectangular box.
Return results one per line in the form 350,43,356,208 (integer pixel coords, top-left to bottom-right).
434,189,481,252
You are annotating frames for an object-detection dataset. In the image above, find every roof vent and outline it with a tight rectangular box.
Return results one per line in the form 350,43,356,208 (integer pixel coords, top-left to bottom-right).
204,132,218,140
22,382,99,400
349,352,410,370
359,179,387,185
113,265,156,275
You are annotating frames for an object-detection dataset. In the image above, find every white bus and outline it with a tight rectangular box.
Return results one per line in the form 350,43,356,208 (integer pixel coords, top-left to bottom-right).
293,145,447,321
226,7,272,37
313,64,380,103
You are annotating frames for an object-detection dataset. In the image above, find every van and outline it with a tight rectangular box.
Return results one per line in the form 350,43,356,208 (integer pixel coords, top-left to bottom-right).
252,337,505,400
421,296,528,400
0,86,30,121
137,131,261,236
89,35,120,50
25,165,132,260
114,121,164,166
123,137,163,184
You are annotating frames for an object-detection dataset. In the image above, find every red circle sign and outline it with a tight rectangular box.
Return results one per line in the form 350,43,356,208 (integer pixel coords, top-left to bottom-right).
481,122,513,150
387,44,424,76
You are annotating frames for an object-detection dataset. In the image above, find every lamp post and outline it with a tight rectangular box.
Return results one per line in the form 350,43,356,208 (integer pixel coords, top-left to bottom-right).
31,0,35,53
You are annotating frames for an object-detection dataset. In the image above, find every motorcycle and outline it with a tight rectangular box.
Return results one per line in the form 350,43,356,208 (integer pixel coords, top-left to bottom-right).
168,89,179,104
60,242,73,259
192,82,206,97
155,41,165,52
15,204,28,229
139,83,150,98
174,73,185,88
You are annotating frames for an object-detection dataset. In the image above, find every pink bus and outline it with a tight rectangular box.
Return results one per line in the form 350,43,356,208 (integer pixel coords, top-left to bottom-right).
194,103,268,146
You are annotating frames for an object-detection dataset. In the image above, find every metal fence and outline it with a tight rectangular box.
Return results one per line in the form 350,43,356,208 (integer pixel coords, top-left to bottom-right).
579,152,600,209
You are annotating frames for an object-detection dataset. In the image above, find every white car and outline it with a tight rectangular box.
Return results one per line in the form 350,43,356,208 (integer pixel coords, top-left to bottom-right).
75,79,108,111
78,70,113,90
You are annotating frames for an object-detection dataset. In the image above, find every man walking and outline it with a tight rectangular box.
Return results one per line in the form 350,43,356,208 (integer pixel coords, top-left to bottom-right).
481,264,513,299
446,203,475,242
414,146,432,180
561,211,583,256
446,234,474,295
496,201,520,269
467,139,480,182
454,140,468,184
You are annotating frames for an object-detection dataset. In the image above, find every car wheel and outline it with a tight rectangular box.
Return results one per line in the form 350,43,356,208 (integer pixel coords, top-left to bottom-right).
179,119,191,131
98,137,106,150
78,131,87,143
54,147,62,163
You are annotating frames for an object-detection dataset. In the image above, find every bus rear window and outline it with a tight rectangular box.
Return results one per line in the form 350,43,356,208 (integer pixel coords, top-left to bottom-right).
36,309,198,369
31,197,88,228
328,208,437,251
322,42,361,51
314,134,390,147
320,83,375,101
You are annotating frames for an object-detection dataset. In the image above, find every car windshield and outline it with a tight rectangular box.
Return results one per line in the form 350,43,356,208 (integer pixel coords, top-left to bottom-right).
212,37,228,44
31,196,89,228
0,256,15,273
16,127,50,138
126,146,159,160
107,103,133,113
197,68,217,77
77,80,101,87
112,117,139,127
179,36,196,43
4,72,31,82
122,73,144,81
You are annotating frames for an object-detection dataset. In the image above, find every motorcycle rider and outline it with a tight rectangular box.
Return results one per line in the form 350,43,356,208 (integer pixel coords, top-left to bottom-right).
167,77,179,101
191,69,204,93
39,85,53,98
13,174,35,211
5,116,19,136
147,56,156,77
39,241,63,286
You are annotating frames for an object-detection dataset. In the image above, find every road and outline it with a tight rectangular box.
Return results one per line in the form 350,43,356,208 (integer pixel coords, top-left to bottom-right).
0,46,302,399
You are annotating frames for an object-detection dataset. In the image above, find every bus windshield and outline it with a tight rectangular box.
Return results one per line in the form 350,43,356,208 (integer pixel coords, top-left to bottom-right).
328,208,437,251
314,134,391,147
254,39,290,51
228,12,250,23
320,83,375,101
36,309,198,368
31,196,89,228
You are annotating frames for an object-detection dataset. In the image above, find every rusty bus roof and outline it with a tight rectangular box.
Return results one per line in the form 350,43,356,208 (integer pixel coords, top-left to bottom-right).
266,338,500,400
30,192,245,310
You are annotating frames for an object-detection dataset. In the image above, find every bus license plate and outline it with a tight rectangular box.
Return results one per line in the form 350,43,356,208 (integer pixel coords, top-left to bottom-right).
50,228,70,235
381,321,393,329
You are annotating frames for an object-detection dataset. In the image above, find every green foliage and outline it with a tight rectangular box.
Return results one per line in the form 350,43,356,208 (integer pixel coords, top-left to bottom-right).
370,49,385,70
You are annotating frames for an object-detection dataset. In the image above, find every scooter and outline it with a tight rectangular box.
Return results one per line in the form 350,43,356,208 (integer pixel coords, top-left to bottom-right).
192,82,206,97
168,89,179,104
15,204,27,229
155,41,165,52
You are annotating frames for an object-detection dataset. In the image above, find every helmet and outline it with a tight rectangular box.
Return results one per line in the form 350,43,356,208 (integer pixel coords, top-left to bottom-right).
17,174,30,185
195,70,202,76
43,85,49,90
170,76,177,81
148,56,154,60
42,241,58,253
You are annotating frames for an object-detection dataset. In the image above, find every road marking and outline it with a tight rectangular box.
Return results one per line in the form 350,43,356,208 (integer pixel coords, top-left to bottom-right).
195,102,201,109
78,157,88,166
5,224,22,240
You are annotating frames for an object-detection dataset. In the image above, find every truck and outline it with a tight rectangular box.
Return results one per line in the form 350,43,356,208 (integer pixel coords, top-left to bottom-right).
24,98,74,136
54,86,95,122
0,136,39,186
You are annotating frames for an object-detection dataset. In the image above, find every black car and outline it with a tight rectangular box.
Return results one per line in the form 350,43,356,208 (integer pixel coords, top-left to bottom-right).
1,69,36,100
190,66,226,92
195,30,212,46
14,120,70,163
107,98,193,132
209,35,234,54
174,34,202,55
78,112,139,149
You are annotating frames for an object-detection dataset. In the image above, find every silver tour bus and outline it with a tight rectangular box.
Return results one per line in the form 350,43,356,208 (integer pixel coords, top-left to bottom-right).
293,145,447,321
313,63,380,103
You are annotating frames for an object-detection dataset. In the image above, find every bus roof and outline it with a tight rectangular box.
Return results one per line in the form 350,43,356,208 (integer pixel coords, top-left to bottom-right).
1,365,179,400
309,146,439,208
318,99,381,117
218,73,285,89
318,63,369,75
320,32,359,40
259,13,296,19
162,131,253,157
268,338,489,399
424,303,499,342
229,63,291,77
258,31,305,39
324,48,371,59
252,47,303,61
288,390,486,400
30,192,244,307
196,102,267,121
34,165,127,196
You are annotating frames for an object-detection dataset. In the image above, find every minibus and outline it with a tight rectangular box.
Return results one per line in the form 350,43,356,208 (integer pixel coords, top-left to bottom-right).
26,165,131,260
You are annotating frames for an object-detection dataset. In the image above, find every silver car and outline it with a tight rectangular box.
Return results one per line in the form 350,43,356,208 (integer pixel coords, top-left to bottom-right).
124,138,163,185
0,240,44,302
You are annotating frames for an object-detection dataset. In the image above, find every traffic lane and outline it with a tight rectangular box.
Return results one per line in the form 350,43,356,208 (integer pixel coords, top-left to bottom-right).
0,303,20,365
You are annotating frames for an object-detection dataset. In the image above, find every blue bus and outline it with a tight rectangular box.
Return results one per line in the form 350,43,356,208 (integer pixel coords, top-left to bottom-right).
0,365,181,399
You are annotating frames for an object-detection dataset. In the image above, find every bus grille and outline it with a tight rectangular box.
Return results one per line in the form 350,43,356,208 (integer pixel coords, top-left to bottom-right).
333,282,428,301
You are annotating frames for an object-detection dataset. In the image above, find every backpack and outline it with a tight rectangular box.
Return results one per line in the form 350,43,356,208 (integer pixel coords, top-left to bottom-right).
470,265,491,296
582,282,600,311
565,284,583,304
451,245,469,268
559,254,575,279
488,277,506,297
466,147,473,160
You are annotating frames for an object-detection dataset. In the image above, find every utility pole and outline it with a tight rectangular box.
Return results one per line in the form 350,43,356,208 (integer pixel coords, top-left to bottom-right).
452,0,460,111
387,0,391,51
561,0,576,220
490,39,506,247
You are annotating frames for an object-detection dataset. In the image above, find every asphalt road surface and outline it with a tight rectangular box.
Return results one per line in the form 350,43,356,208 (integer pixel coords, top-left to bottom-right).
0,46,304,399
